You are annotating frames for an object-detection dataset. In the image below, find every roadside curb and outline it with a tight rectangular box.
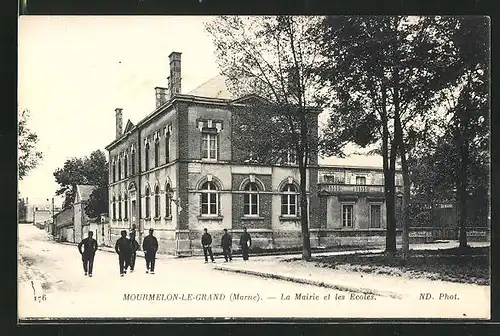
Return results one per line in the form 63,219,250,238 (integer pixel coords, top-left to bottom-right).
213,265,404,300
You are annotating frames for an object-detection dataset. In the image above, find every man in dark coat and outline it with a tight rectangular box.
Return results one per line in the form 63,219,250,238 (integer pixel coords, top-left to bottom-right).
201,228,215,263
220,228,232,262
128,231,140,272
115,230,131,276
78,231,98,277
239,227,252,261
142,228,158,274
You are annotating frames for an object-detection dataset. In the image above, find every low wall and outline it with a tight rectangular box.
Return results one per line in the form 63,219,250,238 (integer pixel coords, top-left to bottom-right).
109,226,489,257
408,226,490,243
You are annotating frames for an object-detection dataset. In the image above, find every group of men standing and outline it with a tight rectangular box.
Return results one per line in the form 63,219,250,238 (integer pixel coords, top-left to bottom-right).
201,227,252,263
114,226,158,276
78,226,253,276
77,225,158,277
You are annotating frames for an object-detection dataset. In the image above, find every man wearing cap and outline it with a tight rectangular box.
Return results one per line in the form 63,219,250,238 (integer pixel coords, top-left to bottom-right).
220,228,232,262
77,231,98,277
115,230,131,276
239,227,252,261
142,228,158,274
128,230,140,272
201,228,215,263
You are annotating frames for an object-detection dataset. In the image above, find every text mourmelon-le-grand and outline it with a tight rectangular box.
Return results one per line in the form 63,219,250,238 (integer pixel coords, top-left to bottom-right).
123,293,260,301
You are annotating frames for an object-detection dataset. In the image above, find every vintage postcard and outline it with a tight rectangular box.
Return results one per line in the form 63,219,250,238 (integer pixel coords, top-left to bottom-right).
17,15,490,321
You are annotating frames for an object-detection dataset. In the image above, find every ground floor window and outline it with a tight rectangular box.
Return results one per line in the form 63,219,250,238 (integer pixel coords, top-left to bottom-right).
243,182,259,216
370,204,381,228
342,204,353,227
281,184,298,216
201,181,219,215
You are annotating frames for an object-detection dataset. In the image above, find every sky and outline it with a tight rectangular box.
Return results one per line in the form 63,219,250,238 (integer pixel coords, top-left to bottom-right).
18,16,381,206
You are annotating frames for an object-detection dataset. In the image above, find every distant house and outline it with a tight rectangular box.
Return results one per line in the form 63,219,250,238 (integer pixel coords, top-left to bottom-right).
54,185,97,243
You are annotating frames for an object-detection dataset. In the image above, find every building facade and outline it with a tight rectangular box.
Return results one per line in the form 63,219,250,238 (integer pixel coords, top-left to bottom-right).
105,52,405,256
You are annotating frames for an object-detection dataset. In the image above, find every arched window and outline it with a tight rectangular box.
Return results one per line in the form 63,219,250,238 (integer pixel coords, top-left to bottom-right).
154,139,160,168
145,186,151,218
165,183,172,217
124,155,128,178
124,193,128,220
131,148,136,175
145,143,150,171
154,185,161,218
281,184,298,216
200,181,219,216
112,196,116,220
118,157,122,180
243,182,259,216
112,161,116,182
118,194,122,219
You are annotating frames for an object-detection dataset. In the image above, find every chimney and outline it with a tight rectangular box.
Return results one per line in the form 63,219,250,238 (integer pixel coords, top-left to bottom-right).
169,51,182,96
115,108,123,139
155,87,168,108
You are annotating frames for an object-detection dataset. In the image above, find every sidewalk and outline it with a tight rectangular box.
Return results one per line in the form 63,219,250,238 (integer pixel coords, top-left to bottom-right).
213,241,490,300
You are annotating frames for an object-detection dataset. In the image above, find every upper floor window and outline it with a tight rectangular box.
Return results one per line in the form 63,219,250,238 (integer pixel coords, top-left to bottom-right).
145,143,150,171
342,204,354,227
124,155,128,178
145,186,151,219
154,139,160,168
243,182,259,216
200,181,219,215
356,176,366,185
118,157,122,181
281,184,298,216
165,132,170,164
112,162,116,182
131,149,136,175
154,185,160,218
286,149,297,165
202,132,217,160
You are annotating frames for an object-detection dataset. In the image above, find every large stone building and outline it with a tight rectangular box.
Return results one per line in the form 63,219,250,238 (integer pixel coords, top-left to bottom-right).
105,52,404,256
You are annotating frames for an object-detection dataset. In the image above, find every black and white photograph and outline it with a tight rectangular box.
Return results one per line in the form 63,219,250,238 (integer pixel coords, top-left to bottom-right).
17,15,490,320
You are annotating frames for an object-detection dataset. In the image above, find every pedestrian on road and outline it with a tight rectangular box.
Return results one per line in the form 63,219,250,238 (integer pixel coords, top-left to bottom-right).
78,231,98,277
128,231,140,272
142,228,158,274
201,228,215,263
239,227,252,261
115,230,131,276
220,228,232,262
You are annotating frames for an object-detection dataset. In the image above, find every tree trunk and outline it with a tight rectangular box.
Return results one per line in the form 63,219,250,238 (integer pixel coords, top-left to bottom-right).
458,129,469,249
381,81,397,253
393,83,410,257
385,154,397,253
299,163,311,260
298,109,312,261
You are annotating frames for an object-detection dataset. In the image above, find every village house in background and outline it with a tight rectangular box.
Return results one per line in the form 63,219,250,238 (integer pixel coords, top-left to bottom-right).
18,197,62,229
51,185,107,244
104,52,488,256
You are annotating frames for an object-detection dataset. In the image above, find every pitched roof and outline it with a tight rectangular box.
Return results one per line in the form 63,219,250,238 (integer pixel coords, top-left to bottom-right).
75,185,97,203
123,119,135,133
188,74,233,99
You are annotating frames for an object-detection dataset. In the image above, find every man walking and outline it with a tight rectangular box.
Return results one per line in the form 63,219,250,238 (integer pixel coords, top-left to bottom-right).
115,230,131,276
201,228,215,263
142,228,158,274
239,227,252,261
78,231,98,277
220,228,232,262
128,231,140,272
